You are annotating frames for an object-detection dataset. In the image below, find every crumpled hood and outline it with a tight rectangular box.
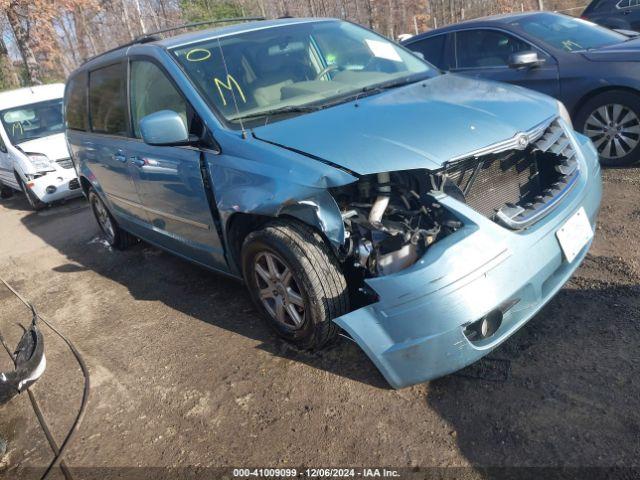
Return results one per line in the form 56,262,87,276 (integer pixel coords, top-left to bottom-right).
17,133,70,161
253,74,558,175
581,38,640,62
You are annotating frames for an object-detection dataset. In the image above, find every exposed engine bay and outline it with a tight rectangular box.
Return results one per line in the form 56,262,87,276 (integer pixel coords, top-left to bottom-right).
331,171,462,280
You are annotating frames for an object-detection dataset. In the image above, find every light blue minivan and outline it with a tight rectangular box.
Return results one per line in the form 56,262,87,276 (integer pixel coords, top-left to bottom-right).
64,18,602,388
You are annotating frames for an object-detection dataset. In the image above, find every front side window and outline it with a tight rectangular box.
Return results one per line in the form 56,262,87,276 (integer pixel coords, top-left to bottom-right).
171,20,434,127
408,35,449,69
455,29,533,68
0,98,64,145
511,13,627,52
89,63,128,135
130,61,191,138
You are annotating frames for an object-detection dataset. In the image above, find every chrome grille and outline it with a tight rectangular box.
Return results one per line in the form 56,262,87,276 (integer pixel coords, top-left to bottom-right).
534,120,577,165
444,119,580,229
56,158,74,169
447,151,539,218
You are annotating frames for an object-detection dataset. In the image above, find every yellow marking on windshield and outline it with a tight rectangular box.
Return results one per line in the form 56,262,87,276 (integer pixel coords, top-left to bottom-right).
186,48,212,62
562,40,583,51
214,75,247,106
12,122,23,137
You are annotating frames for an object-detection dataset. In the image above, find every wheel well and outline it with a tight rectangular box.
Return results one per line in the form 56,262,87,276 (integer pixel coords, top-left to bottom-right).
226,212,340,275
79,176,92,197
226,213,272,272
573,87,640,119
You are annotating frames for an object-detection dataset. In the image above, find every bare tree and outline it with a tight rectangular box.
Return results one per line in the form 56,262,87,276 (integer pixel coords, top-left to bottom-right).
4,0,42,84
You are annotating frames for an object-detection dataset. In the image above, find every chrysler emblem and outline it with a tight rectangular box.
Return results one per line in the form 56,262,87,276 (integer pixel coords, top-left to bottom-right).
516,133,530,150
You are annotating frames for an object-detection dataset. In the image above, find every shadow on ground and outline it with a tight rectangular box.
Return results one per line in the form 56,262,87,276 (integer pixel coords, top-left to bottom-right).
429,281,640,468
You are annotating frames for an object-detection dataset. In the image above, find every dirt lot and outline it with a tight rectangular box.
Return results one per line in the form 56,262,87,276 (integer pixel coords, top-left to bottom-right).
0,168,638,478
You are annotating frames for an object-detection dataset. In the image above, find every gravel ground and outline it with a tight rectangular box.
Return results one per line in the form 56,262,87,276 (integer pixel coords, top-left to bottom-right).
0,168,638,478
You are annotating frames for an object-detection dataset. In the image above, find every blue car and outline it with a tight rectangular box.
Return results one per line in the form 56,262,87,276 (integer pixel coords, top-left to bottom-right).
582,0,640,31
64,18,601,389
403,12,640,166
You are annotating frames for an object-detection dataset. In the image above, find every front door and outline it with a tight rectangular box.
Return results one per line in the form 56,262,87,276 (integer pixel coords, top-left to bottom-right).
86,61,148,226
451,29,560,99
126,59,226,269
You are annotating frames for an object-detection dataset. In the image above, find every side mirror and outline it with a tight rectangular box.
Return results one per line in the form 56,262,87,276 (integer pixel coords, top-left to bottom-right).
139,110,189,146
412,51,426,60
508,51,544,70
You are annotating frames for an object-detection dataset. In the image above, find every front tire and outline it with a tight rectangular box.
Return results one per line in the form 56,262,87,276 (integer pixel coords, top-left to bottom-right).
88,188,137,250
17,177,46,211
242,220,349,349
0,185,14,199
576,90,640,167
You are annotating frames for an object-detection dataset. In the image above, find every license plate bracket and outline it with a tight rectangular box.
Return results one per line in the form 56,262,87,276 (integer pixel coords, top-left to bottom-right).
556,207,593,263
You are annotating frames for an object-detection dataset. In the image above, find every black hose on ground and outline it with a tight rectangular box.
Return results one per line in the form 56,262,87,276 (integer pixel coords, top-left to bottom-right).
0,276,90,480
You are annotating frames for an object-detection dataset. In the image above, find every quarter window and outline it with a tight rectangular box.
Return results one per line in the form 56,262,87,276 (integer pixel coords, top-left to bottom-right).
65,73,88,131
617,0,640,8
89,63,128,135
130,61,190,139
0,134,6,153
408,35,449,70
455,30,532,68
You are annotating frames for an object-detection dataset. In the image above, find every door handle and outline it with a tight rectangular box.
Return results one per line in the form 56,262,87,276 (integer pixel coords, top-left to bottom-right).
624,9,632,15
113,150,127,163
130,156,146,168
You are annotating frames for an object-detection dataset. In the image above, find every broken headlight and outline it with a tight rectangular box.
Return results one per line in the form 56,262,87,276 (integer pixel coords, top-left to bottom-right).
27,153,55,173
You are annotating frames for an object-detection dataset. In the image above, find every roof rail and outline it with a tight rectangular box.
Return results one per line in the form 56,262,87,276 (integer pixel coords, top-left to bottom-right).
81,16,265,66
134,16,266,43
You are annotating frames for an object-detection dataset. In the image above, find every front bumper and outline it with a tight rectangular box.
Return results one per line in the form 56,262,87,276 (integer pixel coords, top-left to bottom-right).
334,134,602,389
28,165,82,203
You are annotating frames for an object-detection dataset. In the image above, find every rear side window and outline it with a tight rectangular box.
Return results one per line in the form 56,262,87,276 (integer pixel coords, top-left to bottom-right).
407,35,448,70
65,73,88,131
586,0,616,12
89,63,128,135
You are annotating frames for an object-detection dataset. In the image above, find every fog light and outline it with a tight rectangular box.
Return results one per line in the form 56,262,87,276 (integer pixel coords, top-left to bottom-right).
464,310,503,342
46,185,57,194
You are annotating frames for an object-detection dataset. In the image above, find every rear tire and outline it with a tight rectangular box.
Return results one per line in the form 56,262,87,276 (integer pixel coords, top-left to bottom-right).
575,90,640,167
17,177,46,211
241,219,349,350
88,187,138,250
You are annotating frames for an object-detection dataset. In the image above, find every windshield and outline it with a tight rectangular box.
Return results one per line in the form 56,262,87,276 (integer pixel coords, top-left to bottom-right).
510,13,627,52
0,98,64,145
171,20,433,127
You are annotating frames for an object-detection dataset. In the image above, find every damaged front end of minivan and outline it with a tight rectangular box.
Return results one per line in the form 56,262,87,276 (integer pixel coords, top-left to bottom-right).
319,118,601,388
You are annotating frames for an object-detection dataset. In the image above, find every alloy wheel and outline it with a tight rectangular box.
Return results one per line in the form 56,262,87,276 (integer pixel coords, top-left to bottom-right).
584,104,640,160
253,251,306,330
92,196,115,243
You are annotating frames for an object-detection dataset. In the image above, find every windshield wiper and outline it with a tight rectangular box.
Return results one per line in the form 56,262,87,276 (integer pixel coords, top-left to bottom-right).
324,74,431,108
361,75,425,93
233,105,322,122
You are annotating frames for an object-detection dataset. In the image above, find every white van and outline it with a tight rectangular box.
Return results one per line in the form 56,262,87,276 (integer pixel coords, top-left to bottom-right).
0,84,81,210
